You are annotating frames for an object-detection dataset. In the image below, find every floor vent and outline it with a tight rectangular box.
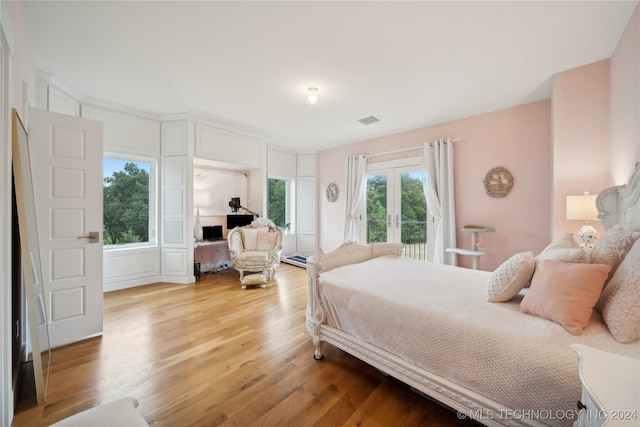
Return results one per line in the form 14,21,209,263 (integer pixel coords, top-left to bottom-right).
357,116,380,125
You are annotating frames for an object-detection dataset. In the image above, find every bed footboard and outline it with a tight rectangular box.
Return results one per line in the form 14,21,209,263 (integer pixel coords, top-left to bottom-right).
305,242,403,359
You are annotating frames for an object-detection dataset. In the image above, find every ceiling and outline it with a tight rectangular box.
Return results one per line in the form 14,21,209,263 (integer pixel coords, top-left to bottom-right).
22,1,638,153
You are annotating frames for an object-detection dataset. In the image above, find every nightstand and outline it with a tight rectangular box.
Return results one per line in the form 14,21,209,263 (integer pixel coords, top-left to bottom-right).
571,344,640,427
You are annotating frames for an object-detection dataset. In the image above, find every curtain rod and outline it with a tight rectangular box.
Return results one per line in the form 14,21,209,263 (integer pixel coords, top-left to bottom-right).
366,137,460,159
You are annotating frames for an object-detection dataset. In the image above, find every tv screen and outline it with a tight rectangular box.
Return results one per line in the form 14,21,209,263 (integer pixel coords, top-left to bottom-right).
202,225,223,241
227,214,254,229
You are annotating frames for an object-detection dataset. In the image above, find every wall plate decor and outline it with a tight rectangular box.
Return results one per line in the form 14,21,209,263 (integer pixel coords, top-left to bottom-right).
484,166,513,198
326,183,338,202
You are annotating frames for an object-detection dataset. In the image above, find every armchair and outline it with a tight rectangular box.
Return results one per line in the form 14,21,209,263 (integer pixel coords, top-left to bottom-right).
227,219,284,280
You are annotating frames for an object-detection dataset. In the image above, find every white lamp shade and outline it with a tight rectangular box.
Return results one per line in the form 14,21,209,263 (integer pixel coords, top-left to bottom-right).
566,194,598,221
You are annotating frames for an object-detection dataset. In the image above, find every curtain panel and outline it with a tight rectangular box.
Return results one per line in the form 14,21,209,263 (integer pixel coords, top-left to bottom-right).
421,138,456,264
343,154,368,243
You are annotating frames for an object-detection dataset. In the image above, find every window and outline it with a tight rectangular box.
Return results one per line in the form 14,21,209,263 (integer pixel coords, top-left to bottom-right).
103,156,156,247
267,177,294,232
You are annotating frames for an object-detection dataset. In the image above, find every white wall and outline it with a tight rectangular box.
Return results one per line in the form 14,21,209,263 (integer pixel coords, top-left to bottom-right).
1,1,37,423
0,5,15,424
81,104,165,291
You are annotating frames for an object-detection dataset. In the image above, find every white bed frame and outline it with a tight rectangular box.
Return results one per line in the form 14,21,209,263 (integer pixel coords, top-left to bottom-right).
306,163,640,427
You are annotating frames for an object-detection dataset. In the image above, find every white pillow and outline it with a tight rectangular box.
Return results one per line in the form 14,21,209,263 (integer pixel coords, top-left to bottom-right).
487,251,535,302
596,238,640,343
241,228,259,250
590,223,640,284
536,233,589,264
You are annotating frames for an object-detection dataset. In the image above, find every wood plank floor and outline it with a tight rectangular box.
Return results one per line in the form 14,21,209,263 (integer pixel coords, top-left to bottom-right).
13,264,478,427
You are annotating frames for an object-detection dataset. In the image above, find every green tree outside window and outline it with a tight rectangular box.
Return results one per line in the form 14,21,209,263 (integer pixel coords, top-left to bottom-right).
103,160,150,245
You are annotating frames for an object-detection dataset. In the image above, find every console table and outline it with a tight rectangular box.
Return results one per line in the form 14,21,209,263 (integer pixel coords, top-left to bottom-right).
194,240,231,273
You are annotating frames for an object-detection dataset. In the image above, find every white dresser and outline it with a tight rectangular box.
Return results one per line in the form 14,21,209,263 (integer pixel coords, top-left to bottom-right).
571,344,640,427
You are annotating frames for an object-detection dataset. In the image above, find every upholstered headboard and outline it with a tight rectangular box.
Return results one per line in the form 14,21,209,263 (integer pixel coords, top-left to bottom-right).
596,162,640,230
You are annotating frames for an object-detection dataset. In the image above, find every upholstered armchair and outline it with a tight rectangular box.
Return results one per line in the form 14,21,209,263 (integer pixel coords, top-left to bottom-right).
227,219,284,280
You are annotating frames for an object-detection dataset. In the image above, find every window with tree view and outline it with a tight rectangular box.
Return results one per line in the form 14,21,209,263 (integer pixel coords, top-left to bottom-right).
103,157,152,246
268,177,293,232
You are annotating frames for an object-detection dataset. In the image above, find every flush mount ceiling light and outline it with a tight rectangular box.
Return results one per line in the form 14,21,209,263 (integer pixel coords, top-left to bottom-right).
307,87,319,104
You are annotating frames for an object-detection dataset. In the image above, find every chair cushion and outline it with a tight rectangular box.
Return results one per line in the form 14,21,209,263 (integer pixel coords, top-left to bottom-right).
241,228,259,250
240,251,269,263
256,230,278,251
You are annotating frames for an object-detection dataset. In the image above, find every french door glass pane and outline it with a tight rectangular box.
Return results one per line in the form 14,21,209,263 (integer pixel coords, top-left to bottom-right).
366,175,387,243
400,171,427,260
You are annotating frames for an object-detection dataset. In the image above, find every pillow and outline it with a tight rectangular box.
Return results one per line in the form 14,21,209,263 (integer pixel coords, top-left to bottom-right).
590,223,640,283
256,230,277,251
596,239,640,343
536,233,589,264
486,252,535,302
251,217,275,229
520,260,611,335
242,228,259,250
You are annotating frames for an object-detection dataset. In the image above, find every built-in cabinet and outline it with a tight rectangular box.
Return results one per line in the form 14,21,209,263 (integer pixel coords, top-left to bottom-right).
296,154,317,255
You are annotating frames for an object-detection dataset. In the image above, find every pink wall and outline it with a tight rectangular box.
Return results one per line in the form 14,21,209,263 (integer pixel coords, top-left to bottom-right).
318,100,552,270
610,3,640,184
551,60,610,241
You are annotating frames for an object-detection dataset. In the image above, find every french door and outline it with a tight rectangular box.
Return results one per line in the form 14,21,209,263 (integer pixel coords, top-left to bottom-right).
365,161,430,260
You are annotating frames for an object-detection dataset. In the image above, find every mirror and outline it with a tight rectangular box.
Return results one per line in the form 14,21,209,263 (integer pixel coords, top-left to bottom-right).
11,108,51,404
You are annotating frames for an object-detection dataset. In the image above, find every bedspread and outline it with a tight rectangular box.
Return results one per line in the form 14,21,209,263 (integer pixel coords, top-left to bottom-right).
317,255,640,427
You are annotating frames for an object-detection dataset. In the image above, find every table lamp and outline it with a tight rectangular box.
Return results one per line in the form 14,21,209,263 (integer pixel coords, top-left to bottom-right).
566,192,599,250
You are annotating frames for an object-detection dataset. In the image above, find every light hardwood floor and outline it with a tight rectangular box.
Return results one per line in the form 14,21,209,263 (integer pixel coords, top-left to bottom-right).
13,264,478,427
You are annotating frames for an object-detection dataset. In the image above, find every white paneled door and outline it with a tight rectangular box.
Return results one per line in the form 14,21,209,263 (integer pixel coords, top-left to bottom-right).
28,108,104,348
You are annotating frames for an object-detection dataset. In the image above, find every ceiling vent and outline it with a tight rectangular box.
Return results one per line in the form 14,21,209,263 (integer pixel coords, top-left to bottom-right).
357,116,380,125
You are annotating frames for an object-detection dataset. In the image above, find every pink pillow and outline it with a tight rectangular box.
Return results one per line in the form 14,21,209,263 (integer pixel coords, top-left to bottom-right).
520,260,611,335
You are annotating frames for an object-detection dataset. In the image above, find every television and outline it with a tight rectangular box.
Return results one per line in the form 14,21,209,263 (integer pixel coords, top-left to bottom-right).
202,225,223,241
227,214,254,229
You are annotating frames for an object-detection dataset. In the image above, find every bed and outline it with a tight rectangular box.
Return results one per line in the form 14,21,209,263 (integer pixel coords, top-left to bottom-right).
306,163,640,427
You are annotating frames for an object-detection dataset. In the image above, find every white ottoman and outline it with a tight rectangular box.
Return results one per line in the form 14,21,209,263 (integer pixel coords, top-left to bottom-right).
241,273,267,289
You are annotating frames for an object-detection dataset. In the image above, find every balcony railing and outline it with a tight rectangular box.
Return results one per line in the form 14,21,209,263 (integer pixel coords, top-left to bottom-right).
367,219,427,261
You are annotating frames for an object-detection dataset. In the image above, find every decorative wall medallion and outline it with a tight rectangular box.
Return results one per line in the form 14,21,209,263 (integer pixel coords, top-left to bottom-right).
483,166,513,198
326,183,338,202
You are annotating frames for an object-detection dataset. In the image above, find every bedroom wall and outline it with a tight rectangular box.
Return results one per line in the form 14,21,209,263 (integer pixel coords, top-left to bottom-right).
610,2,640,184
317,100,552,271
2,2,37,424
551,60,610,241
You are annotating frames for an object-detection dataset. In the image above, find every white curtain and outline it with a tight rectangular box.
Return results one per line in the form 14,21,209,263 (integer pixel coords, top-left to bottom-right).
343,154,368,243
421,138,456,264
